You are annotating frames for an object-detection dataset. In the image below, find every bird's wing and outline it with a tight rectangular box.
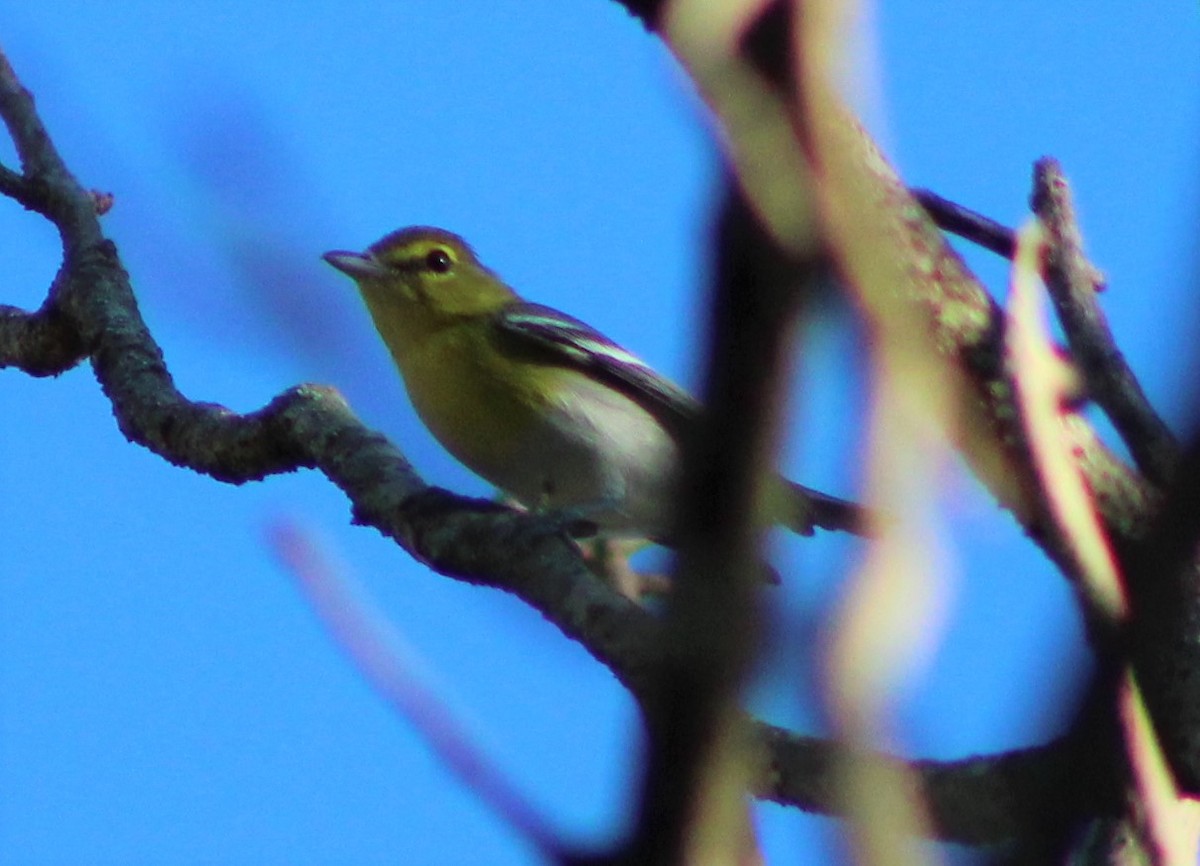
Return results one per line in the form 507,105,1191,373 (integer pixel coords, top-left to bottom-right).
493,302,699,439
494,302,870,537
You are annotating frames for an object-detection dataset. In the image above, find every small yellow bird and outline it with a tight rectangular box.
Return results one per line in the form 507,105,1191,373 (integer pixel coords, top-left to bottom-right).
323,226,861,542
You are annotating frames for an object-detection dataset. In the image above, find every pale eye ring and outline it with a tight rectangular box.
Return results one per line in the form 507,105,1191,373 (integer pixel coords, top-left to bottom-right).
425,249,453,273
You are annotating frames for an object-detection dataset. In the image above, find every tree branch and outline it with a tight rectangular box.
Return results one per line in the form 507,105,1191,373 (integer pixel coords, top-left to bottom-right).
912,187,1017,260
1032,157,1179,487
1121,427,1200,794
619,182,815,863
759,727,1114,847
0,296,86,375
0,29,1160,855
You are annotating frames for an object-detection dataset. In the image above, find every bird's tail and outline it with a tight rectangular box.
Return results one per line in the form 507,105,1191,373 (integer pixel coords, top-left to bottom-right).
776,479,869,537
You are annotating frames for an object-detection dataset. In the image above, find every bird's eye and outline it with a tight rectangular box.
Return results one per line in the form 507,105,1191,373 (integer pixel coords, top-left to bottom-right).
424,248,454,274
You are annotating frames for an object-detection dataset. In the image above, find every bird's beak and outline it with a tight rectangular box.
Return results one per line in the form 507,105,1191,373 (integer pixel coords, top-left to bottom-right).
322,250,387,280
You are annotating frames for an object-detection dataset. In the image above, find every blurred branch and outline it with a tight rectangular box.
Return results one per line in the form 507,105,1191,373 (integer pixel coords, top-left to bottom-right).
1115,676,1200,866
0,44,1106,851
656,0,1195,858
1122,425,1200,796
823,240,956,865
908,182,1170,475
760,727,1113,847
912,176,1172,474
270,519,567,864
785,5,951,864
1007,220,1127,630
614,0,670,30
1032,157,1179,487
669,0,1157,586
10,4,1200,858
804,85,1149,583
1004,182,1199,863
619,180,815,863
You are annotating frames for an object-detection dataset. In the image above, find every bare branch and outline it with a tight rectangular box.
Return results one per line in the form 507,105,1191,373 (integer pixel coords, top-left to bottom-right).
1032,157,1179,487
758,726,1114,847
1007,220,1127,630
912,188,1017,260
0,298,86,375
0,23,1177,856
1122,430,1200,795
0,51,102,248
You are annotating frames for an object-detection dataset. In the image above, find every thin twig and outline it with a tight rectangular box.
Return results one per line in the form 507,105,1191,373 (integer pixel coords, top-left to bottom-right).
0,52,100,245
912,188,1017,260
1032,157,1179,486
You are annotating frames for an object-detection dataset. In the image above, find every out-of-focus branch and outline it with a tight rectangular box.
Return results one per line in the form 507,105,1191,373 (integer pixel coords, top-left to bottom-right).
1007,221,1127,631
618,179,811,862
907,185,1177,499
270,520,568,863
1001,161,1199,864
759,727,1113,847
665,0,1157,580
1032,157,1179,487
773,6,955,864
798,89,1153,586
658,0,1192,850
613,0,669,30
8,21,1189,858
0,45,1102,849
1122,428,1200,795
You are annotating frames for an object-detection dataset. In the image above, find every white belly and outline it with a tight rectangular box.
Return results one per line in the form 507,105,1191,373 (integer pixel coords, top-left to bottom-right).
493,375,681,538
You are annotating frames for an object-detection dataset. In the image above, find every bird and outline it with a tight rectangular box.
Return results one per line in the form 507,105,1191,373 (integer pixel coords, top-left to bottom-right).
323,226,862,543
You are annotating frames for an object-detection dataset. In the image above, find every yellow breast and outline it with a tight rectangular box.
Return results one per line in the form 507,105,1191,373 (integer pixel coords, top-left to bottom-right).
393,322,561,485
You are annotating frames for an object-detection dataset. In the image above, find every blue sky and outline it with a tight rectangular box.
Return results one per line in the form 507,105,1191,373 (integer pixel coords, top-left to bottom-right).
2,3,1198,864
